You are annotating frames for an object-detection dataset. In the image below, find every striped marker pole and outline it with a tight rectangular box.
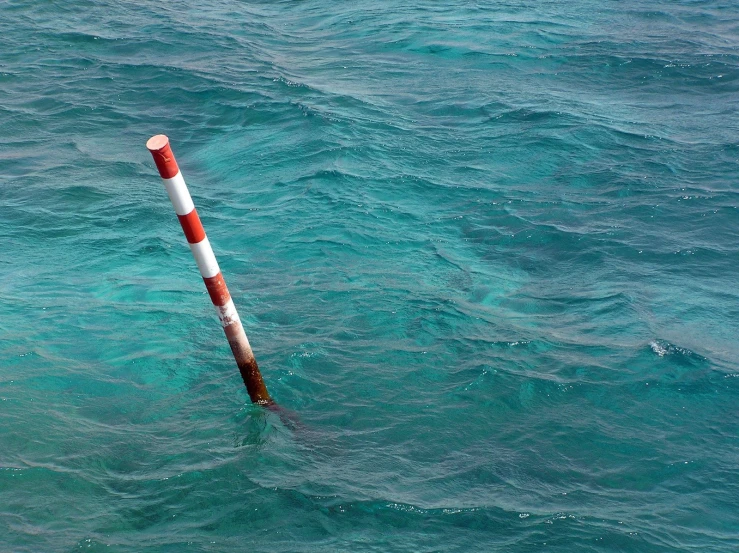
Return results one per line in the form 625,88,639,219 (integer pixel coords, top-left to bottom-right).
146,135,272,405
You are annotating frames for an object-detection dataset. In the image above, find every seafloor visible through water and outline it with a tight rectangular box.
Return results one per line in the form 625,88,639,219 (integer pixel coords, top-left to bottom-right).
1,1,738,551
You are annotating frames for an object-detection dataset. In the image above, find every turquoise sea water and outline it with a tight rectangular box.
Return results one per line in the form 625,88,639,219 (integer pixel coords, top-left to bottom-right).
1,0,738,551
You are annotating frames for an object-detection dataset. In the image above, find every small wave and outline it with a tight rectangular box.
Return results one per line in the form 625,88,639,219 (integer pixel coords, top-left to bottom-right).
649,340,708,370
649,339,701,359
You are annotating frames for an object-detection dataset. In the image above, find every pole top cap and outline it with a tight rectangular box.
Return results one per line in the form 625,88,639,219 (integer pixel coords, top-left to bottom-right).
146,134,179,179
146,134,170,152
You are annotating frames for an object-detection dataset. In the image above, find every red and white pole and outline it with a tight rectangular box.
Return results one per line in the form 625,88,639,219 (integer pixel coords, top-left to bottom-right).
146,135,272,405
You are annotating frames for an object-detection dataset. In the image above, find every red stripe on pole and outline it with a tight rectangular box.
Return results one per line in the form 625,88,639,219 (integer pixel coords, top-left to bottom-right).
177,209,206,244
203,273,231,307
146,134,180,179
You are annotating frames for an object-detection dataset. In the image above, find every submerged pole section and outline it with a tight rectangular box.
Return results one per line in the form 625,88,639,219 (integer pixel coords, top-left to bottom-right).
146,135,272,405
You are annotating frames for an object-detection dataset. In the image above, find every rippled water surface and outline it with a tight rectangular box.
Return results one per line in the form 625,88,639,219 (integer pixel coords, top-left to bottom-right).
1,1,738,551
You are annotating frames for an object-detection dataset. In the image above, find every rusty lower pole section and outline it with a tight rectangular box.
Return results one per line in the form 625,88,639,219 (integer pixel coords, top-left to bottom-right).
146,134,272,405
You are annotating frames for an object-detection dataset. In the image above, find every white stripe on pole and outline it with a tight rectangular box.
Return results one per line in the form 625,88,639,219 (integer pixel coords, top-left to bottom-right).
189,238,220,278
162,172,195,216
215,300,241,327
